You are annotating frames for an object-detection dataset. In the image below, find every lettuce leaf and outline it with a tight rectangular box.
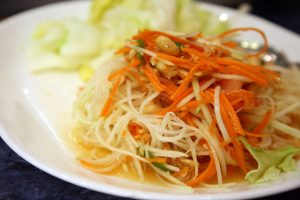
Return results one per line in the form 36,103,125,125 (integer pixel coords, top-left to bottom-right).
29,0,229,80
89,0,229,50
32,21,68,53
90,0,178,50
29,19,103,73
240,137,300,184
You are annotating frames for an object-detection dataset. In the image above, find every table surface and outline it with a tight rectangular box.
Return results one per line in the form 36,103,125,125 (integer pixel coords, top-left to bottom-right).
1,0,300,199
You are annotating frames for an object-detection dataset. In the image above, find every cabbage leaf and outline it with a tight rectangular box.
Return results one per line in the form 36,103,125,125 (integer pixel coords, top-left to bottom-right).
29,0,229,81
240,137,300,184
89,0,229,50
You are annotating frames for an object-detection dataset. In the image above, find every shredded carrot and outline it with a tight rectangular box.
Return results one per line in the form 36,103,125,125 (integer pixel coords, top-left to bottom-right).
202,89,247,172
178,110,190,119
155,51,192,69
181,47,205,57
108,59,140,80
202,89,243,138
245,131,268,138
179,100,201,111
232,67,269,86
115,46,131,54
225,89,256,111
223,41,238,48
100,77,121,117
186,32,203,41
216,27,268,57
159,76,178,92
183,113,197,127
186,151,216,186
128,121,143,137
220,93,245,136
232,139,248,173
220,100,236,138
219,105,248,172
182,47,221,70
200,90,215,104
93,28,287,185
216,58,278,85
171,64,200,100
142,64,168,93
209,118,217,135
253,110,273,134
157,87,193,115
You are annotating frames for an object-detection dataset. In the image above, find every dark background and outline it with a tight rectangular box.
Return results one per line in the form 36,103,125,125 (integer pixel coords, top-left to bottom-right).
1,0,300,200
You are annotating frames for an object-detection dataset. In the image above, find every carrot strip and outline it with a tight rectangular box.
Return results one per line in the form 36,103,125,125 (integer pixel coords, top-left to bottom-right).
155,52,192,69
179,100,200,111
186,151,216,186
100,77,121,117
232,139,248,173
220,93,245,136
245,131,268,138
253,110,273,134
220,100,236,138
171,64,200,100
226,65,268,86
157,87,193,115
202,90,238,138
219,102,248,172
181,47,206,57
186,32,203,41
200,90,215,104
128,121,143,137
216,27,268,57
226,90,255,103
209,117,216,134
182,47,221,70
159,77,178,92
142,64,168,93
178,110,190,119
108,59,140,80
223,41,238,48
226,90,256,111
209,91,247,172
216,57,279,84
218,57,278,79
184,113,197,127
115,46,131,54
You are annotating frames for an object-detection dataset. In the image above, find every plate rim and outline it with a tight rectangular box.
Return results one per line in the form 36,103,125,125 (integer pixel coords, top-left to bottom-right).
0,1,300,199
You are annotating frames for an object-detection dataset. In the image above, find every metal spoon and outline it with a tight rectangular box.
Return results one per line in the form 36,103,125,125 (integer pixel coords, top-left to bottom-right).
239,40,291,67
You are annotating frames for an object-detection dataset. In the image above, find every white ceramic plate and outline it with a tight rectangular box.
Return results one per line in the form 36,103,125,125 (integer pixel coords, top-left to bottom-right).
1,1,300,199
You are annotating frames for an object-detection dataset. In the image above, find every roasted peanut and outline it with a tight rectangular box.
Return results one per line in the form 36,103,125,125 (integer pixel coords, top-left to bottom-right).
155,35,180,56
156,62,177,79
